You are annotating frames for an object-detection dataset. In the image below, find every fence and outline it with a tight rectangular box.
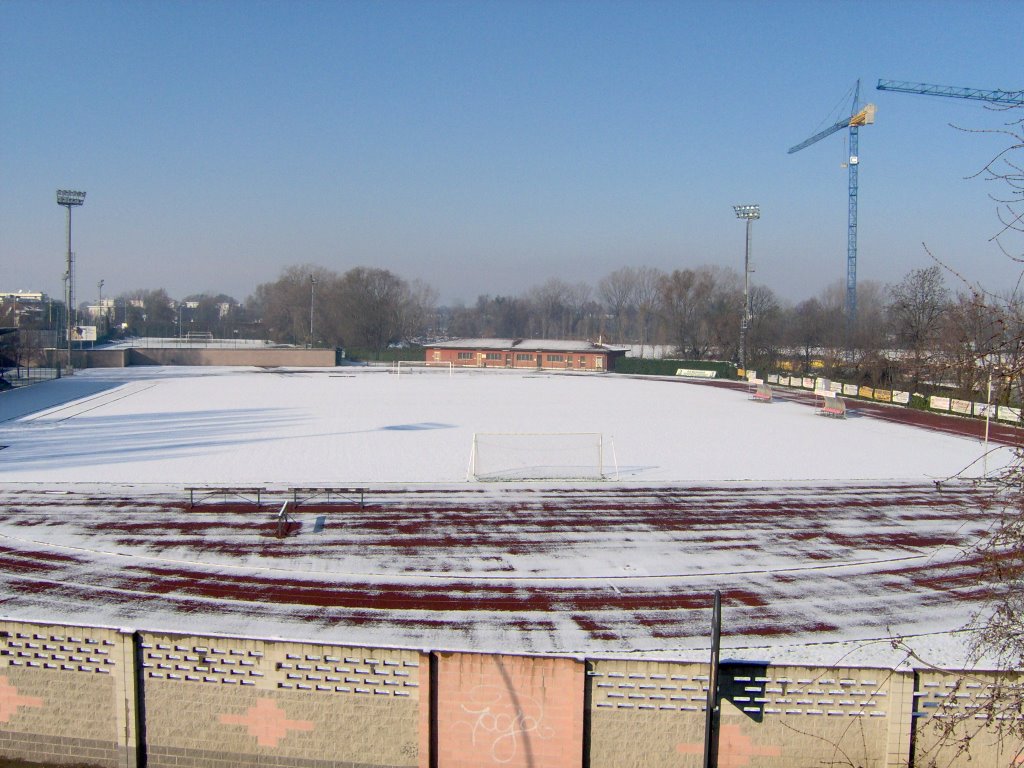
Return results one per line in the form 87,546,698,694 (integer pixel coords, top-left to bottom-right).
0,365,60,388
0,617,1019,768
763,373,1022,425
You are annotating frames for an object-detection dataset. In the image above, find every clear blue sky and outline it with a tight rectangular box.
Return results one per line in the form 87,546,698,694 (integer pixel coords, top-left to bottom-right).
2,0,1021,307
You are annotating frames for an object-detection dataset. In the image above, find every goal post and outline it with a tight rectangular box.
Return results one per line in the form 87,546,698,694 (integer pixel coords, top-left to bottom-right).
467,432,607,481
394,360,454,377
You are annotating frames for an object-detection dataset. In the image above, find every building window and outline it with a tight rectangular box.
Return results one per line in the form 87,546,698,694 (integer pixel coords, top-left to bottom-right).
546,354,565,363
515,353,533,361
457,352,473,360
484,352,502,360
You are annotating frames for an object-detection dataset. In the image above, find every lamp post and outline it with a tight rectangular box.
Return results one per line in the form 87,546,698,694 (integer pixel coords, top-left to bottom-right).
732,204,760,372
309,275,317,348
97,280,104,336
57,189,86,372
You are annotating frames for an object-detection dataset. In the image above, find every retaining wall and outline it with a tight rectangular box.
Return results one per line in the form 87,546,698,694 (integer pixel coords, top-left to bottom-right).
0,618,1019,767
69,347,337,368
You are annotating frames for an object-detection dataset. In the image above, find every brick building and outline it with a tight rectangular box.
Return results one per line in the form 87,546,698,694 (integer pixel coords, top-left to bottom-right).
424,338,628,371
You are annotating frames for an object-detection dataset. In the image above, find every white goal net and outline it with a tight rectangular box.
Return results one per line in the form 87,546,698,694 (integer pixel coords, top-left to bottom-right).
393,360,454,377
467,432,606,481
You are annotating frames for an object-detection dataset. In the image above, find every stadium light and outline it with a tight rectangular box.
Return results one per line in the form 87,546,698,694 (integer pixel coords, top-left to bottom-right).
57,189,86,373
309,275,317,348
732,204,760,372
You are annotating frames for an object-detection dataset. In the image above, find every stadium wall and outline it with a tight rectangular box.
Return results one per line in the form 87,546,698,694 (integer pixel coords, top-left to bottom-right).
69,347,337,368
0,618,1020,768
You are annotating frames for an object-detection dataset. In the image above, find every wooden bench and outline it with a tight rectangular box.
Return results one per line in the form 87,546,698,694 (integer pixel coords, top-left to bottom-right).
288,486,366,509
186,486,266,508
818,395,847,418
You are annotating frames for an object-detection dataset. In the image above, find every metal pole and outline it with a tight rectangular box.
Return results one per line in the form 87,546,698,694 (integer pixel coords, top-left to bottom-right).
732,205,759,373
309,275,316,348
57,190,85,371
65,205,73,372
984,369,992,478
703,589,722,768
742,218,752,371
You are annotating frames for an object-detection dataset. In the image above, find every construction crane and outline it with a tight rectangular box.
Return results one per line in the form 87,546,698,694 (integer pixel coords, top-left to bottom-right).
789,80,876,329
876,79,1024,106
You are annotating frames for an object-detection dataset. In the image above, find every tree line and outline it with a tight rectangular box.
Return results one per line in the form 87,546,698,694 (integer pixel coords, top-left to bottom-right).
23,258,1012,405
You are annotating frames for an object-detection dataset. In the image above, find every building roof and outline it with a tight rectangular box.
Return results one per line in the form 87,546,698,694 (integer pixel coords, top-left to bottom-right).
427,338,628,353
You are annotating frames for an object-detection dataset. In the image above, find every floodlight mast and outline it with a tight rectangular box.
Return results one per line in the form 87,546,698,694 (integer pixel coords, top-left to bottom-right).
309,275,317,347
733,204,760,372
57,190,86,373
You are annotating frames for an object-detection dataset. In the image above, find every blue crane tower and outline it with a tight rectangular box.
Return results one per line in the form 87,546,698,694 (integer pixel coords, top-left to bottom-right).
876,80,1024,106
788,80,876,334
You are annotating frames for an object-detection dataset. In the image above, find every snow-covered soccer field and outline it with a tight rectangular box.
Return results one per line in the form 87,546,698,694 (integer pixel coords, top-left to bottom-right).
0,366,1003,484
0,366,1016,668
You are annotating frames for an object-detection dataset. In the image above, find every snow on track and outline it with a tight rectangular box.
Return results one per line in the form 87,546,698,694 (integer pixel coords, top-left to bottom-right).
0,367,1018,668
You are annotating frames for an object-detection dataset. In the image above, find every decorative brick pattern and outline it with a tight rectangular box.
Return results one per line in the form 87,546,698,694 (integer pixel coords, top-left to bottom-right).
141,632,423,768
913,669,1024,768
590,659,709,713
219,697,314,747
0,677,42,723
0,625,117,676
0,618,1020,767
139,635,421,698
0,620,124,768
588,660,707,768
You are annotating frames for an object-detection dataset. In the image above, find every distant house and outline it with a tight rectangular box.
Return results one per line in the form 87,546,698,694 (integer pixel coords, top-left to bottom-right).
424,338,628,371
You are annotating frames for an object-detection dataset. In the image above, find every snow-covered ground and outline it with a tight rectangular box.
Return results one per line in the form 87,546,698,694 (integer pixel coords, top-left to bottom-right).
0,366,1006,484
0,366,1015,669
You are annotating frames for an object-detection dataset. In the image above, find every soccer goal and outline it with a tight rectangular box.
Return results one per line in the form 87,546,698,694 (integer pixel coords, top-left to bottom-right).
393,360,454,377
467,432,610,481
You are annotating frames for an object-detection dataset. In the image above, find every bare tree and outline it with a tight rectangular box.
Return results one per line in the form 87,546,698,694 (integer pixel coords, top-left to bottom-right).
529,278,571,339
889,266,951,393
598,267,638,342
908,107,1024,767
633,266,664,356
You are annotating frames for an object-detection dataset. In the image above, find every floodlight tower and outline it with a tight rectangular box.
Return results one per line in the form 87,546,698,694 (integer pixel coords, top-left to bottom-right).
733,204,760,372
309,275,317,347
57,189,86,371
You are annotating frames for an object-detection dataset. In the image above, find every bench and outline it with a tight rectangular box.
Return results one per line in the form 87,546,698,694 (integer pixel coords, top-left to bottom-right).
289,486,366,509
751,383,773,403
186,486,266,507
818,395,847,418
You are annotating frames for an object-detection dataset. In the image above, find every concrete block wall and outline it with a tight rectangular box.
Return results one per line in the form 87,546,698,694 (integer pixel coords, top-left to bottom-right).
71,347,338,369
0,620,134,768
138,632,427,768
587,660,910,768
587,659,708,767
912,668,1024,768
0,618,1021,767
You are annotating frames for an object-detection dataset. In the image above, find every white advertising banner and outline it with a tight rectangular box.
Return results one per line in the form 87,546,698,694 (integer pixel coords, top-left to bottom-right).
830,381,842,393
892,391,910,405
930,396,951,411
950,399,972,415
802,377,815,389
843,384,858,396
767,374,779,384
997,406,1021,423
779,376,791,386
974,402,996,418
